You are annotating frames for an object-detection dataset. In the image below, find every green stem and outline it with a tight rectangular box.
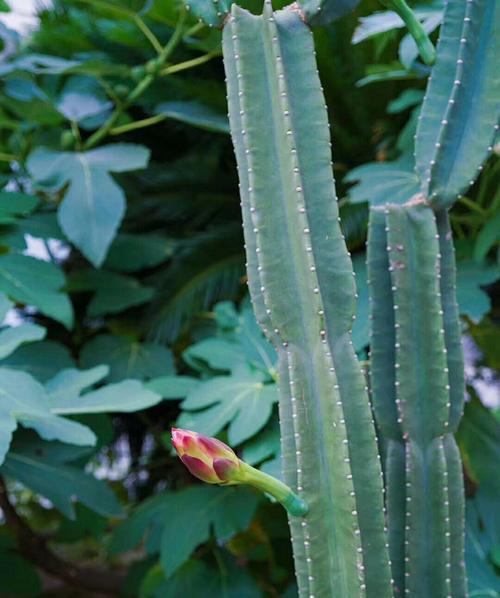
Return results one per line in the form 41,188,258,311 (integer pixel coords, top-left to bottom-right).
109,113,168,135
160,51,219,76
0,153,17,162
83,10,187,150
381,0,436,66
133,14,163,54
457,195,487,215
237,461,308,517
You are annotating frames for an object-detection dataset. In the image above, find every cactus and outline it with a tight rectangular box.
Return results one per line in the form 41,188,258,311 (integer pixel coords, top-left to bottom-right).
221,2,392,596
172,0,498,594
366,0,498,594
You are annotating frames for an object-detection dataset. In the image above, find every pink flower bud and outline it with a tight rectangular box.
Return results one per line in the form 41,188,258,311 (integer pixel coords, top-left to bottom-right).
171,428,240,484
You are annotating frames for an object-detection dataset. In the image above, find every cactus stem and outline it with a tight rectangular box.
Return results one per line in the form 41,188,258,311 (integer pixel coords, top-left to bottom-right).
379,0,436,65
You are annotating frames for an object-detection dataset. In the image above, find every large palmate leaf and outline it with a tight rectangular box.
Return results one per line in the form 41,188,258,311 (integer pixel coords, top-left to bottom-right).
0,368,96,465
80,334,175,382
0,323,45,360
67,269,155,316
1,450,123,519
465,488,500,596
2,339,74,382
0,192,38,224
109,485,259,577
104,232,174,273
0,253,73,328
178,365,278,445
27,144,150,266
456,261,500,323
345,156,420,206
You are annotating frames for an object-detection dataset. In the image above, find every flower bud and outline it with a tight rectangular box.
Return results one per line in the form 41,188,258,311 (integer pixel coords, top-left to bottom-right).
171,428,240,484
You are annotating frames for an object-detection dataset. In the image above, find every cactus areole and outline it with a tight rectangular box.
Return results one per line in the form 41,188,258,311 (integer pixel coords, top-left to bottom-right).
174,0,499,595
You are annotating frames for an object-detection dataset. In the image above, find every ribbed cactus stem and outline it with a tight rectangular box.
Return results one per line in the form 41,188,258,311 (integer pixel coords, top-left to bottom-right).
368,198,467,597
223,2,392,596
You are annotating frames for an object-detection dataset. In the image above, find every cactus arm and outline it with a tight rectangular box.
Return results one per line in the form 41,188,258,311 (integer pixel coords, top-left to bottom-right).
223,3,392,596
443,434,467,598
185,0,233,27
385,203,449,445
298,0,362,26
415,0,500,207
368,200,468,595
378,0,436,66
436,209,465,432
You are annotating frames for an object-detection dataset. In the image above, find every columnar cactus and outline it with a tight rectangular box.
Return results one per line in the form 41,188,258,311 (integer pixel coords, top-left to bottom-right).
222,3,392,596
174,0,499,595
367,0,499,595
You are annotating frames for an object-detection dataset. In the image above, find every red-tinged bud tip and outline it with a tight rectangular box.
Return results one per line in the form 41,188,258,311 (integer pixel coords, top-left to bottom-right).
171,428,240,484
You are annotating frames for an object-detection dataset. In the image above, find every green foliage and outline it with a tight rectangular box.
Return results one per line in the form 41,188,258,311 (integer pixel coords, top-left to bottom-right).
0,0,497,595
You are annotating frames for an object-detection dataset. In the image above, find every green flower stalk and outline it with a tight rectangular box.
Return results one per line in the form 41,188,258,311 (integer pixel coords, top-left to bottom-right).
171,428,308,517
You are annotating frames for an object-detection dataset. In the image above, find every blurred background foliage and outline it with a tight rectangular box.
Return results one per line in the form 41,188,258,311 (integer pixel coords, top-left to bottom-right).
0,0,498,596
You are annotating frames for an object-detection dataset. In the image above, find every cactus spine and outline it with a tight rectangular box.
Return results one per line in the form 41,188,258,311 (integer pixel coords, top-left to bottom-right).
223,3,392,596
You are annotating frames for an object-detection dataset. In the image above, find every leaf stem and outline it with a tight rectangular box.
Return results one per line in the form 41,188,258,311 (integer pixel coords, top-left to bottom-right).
109,113,167,135
0,152,17,162
159,51,219,76
83,10,187,150
133,14,163,55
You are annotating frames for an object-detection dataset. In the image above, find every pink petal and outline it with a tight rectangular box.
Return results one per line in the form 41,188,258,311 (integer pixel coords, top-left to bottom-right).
180,455,219,484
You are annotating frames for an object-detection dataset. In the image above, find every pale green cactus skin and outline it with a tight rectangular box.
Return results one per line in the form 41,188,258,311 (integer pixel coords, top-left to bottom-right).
367,202,467,597
223,3,392,596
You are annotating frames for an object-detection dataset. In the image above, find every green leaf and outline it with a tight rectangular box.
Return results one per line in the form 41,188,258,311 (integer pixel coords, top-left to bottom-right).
160,486,259,576
152,553,261,598
387,89,425,114
456,260,500,323
104,232,173,273
242,417,280,466
155,101,230,134
178,366,278,445
68,269,154,316
0,368,96,464
145,375,199,399
80,334,175,382
474,211,500,262
57,91,111,122
458,398,500,495
49,378,162,414
0,254,73,328
27,144,150,266
465,487,500,596
0,0,10,12
183,338,242,372
0,324,46,360
345,157,420,206
45,366,109,403
0,551,41,597
1,451,123,519
352,10,406,43
0,192,39,224
2,339,74,382
108,492,170,555
0,292,13,322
